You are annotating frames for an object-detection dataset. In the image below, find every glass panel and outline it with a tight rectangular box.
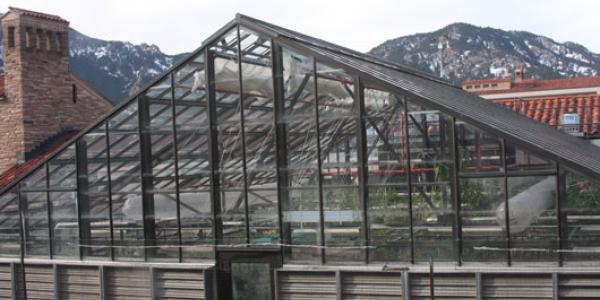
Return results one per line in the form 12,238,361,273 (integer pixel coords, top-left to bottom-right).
408,101,456,262
82,124,111,259
507,176,557,262
506,144,554,172
317,62,362,263
49,191,78,257
108,102,144,260
364,87,410,262
231,263,272,300
0,188,21,256
142,77,179,260
560,167,600,263
240,28,278,245
460,177,507,262
455,121,503,174
48,144,77,189
23,191,49,257
211,28,246,245
174,53,213,261
281,47,320,263
180,192,213,261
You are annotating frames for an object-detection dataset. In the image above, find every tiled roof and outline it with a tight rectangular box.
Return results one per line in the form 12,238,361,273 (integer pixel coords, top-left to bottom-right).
494,95,600,135
0,131,78,189
472,76,600,96
463,77,512,85
4,7,69,24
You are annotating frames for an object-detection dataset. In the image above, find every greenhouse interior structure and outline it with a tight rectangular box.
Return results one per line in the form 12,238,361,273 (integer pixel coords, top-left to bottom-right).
1,14,600,300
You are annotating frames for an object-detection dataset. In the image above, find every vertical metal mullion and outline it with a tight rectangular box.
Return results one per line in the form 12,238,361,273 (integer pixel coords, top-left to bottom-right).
206,47,223,248
105,122,115,261
271,40,288,257
53,264,59,300
76,140,91,260
10,263,16,300
16,185,27,300
45,163,53,259
335,270,342,300
475,273,482,300
236,25,251,245
99,265,106,300
449,117,462,265
138,95,156,261
170,72,183,263
313,59,326,264
552,272,559,300
501,138,511,266
555,163,563,266
355,77,369,264
403,96,415,264
403,271,410,300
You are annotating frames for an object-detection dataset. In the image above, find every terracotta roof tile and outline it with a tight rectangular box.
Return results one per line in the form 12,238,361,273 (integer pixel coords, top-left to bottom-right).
0,131,78,189
494,95,600,135
5,7,69,24
472,76,600,96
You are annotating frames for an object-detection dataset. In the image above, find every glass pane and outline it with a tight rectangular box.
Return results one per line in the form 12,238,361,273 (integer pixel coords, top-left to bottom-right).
23,191,49,257
316,62,362,263
560,167,600,263
50,191,78,257
408,101,456,262
81,125,111,259
48,144,77,189
180,192,213,261
364,87,411,262
240,28,279,245
231,263,272,300
211,28,246,245
460,177,507,262
507,176,557,262
0,188,21,256
108,102,144,260
506,144,554,172
281,47,320,263
456,121,503,174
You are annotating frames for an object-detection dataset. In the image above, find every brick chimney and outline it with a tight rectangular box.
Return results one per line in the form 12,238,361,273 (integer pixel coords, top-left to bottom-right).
514,66,524,82
0,7,113,174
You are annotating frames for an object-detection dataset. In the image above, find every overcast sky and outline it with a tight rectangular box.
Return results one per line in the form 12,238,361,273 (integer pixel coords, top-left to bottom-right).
2,0,599,55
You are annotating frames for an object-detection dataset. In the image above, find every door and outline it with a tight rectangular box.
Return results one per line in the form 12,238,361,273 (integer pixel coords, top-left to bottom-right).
216,249,281,300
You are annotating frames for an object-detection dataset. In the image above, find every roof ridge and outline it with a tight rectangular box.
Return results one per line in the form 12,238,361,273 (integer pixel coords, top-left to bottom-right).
4,7,69,24
236,13,457,89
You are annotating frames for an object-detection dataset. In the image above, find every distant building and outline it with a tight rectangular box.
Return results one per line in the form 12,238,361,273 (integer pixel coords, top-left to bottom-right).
463,68,600,141
0,7,113,182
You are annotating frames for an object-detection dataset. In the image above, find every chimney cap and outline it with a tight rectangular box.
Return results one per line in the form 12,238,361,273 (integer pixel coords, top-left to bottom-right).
2,7,69,24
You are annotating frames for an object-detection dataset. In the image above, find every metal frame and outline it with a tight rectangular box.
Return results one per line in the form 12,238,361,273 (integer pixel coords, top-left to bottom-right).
0,15,599,279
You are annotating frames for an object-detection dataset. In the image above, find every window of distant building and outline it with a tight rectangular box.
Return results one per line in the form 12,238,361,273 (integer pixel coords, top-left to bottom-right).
465,85,472,89
36,29,43,50
45,31,53,51
8,27,15,47
483,84,490,88
474,85,481,88
55,32,62,52
25,27,33,48
491,83,498,87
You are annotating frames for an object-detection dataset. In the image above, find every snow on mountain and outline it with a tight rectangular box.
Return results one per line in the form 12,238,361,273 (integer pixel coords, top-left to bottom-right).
369,22,600,85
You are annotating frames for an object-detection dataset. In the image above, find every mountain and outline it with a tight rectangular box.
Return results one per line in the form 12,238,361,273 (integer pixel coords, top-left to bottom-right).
0,16,185,103
369,22,600,85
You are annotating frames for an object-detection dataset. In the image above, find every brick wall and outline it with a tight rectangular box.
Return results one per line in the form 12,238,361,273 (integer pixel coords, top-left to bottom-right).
0,9,113,174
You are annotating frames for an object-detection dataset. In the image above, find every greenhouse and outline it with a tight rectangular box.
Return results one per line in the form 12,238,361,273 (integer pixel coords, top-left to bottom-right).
1,14,600,300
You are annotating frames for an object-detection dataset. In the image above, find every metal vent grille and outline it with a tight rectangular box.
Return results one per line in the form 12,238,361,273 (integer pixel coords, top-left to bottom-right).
559,274,600,299
342,272,403,299
277,271,336,300
410,273,476,299
105,267,151,300
0,264,11,300
24,265,54,299
155,268,205,300
482,274,552,299
58,266,100,300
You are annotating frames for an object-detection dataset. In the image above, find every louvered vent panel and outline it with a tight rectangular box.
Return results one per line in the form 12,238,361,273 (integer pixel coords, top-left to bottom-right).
559,274,600,299
410,273,476,299
105,267,151,300
482,274,552,299
278,271,336,300
342,272,403,299
24,265,54,300
155,268,205,300
0,264,11,300
58,266,100,300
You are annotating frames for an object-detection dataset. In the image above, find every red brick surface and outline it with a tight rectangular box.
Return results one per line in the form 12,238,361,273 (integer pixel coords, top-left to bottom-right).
0,8,112,174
